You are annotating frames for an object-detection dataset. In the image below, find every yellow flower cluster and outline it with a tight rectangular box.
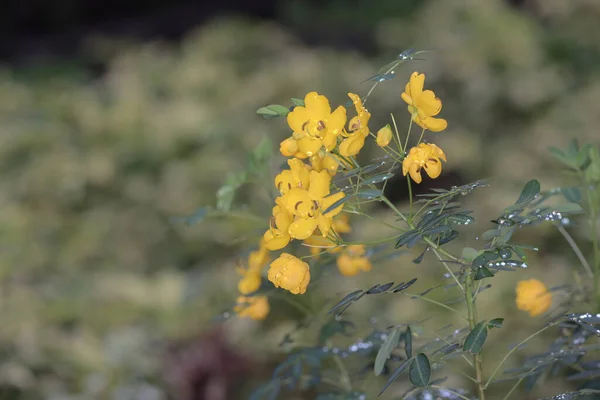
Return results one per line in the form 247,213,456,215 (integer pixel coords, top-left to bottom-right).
234,241,271,320
399,72,448,184
516,279,552,317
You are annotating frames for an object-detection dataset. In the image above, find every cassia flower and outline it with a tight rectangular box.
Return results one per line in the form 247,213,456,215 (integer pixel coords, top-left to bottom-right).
237,268,262,294
516,279,552,317
339,93,371,157
376,125,393,147
336,245,372,276
279,170,345,240
235,296,270,320
286,92,346,156
401,72,447,132
402,143,447,184
268,253,310,294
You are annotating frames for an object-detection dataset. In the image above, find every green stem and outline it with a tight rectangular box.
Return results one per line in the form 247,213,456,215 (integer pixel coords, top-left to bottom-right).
465,272,486,400
416,127,426,145
484,321,560,388
556,224,593,279
407,175,414,216
589,189,600,311
502,378,524,400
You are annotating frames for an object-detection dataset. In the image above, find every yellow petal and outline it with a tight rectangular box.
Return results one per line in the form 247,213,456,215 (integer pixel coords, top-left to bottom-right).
317,214,332,237
401,91,413,106
409,72,425,97
415,90,442,116
297,136,323,157
305,92,330,121
336,254,358,276
424,158,442,179
322,154,339,176
289,217,318,240
408,163,423,184
262,229,290,250
376,125,392,147
321,191,345,217
339,134,366,157
280,137,299,157
287,106,309,135
327,105,347,136
422,116,448,132
308,170,331,200
429,143,447,161
288,158,310,189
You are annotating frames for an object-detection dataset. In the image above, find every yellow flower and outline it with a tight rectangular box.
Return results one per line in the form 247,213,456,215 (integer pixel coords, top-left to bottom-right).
376,125,393,147
237,268,262,294
516,279,552,317
310,153,339,176
401,72,447,132
268,253,310,294
248,244,270,272
279,137,308,159
287,92,347,156
402,143,447,184
275,158,311,195
332,214,351,234
339,93,371,157
235,296,270,320
263,204,293,250
279,171,345,240
336,245,372,277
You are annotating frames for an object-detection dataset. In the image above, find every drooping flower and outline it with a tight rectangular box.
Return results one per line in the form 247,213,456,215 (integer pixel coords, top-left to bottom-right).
235,296,270,320
376,125,393,147
401,72,447,132
339,93,371,157
336,245,372,277
286,92,347,156
402,143,447,184
516,279,552,317
268,253,310,295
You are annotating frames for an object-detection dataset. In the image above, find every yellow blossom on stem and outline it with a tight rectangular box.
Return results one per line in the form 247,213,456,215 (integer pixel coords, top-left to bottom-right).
247,244,270,272
402,143,447,184
286,92,347,156
235,296,270,320
516,279,552,317
268,253,310,294
376,125,393,147
336,245,372,277
339,93,371,157
237,268,262,294
279,170,345,240
332,214,351,234
401,72,447,132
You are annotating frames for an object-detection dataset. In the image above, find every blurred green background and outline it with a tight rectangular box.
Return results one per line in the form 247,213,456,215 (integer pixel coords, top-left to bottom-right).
1,0,599,398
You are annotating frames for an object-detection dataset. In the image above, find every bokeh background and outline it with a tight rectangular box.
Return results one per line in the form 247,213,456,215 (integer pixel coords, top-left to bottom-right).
1,0,599,399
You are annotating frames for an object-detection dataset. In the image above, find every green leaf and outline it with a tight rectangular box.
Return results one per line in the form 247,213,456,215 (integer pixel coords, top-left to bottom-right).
576,144,592,168
461,247,479,261
360,173,394,186
328,290,363,315
252,137,273,164
567,138,580,157
374,328,401,376
409,353,431,387
472,251,500,267
553,203,585,214
549,146,578,170
356,189,383,199
515,179,541,205
474,266,495,280
378,358,411,396
395,231,420,249
405,327,413,359
216,185,236,211
480,229,500,241
290,98,305,107
256,104,290,118
562,187,582,203
488,318,504,329
322,193,350,215
463,322,488,354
